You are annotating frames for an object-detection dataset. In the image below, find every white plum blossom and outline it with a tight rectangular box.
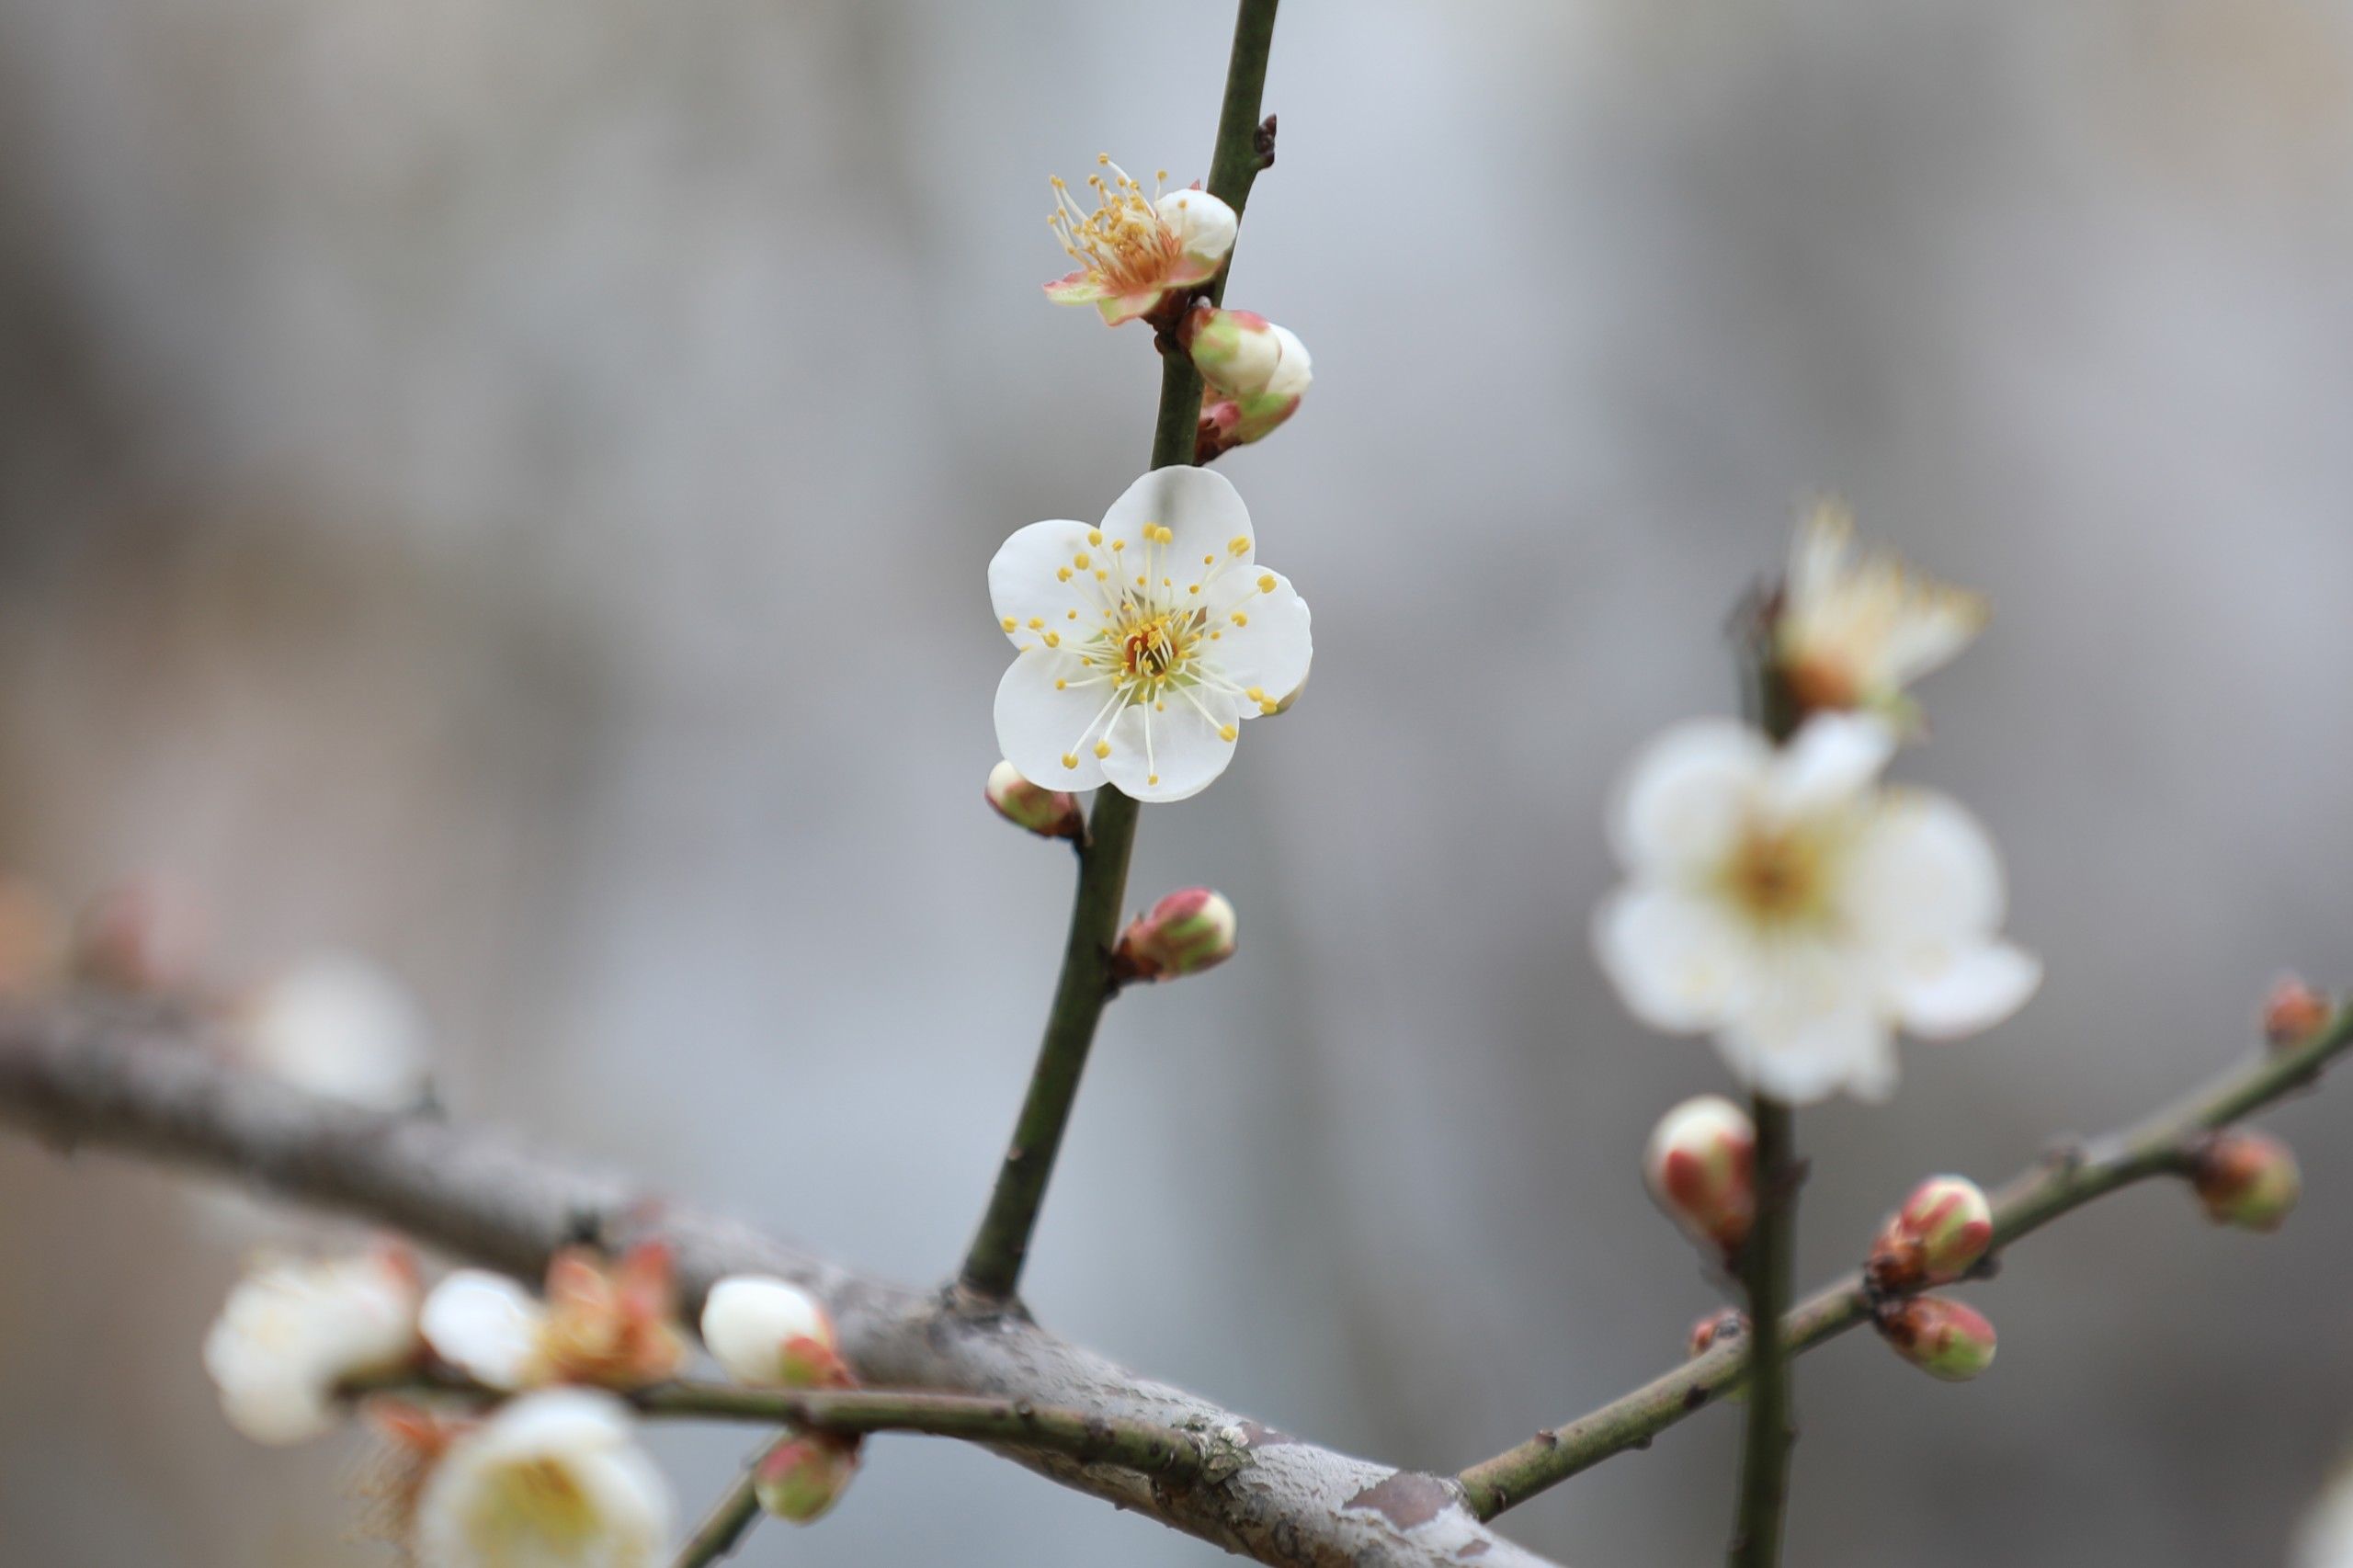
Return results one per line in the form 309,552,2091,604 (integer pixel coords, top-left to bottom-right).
1593,713,2040,1104
699,1275,838,1386
202,1246,422,1444
1777,503,1986,725
421,1269,545,1390
236,954,431,1110
412,1389,672,1568
1043,156,1236,326
991,467,1311,803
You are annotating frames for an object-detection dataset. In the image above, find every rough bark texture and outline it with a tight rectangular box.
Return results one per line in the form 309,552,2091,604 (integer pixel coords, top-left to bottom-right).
0,999,1558,1568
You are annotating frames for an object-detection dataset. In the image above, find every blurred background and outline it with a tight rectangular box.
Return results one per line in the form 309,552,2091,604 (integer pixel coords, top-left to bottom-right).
4,0,2352,1562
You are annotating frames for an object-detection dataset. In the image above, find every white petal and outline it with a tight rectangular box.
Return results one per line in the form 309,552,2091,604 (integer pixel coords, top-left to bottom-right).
700,1277,832,1386
1714,942,1889,1104
1154,187,1237,266
1786,503,1854,608
1764,712,1896,816
1593,887,1750,1033
1608,720,1771,877
421,1270,543,1391
1099,684,1243,802
1893,939,2040,1040
1846,789,2008,948
1098,466,1253,573
414,1391,672,1568
987,518,1103,645
1263,325,1313,400
1878,596,1984,689
994,648,1115,792
1203,567,1311,702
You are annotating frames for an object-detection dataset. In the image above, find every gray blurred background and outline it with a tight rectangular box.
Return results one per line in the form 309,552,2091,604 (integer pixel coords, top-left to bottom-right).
4,0,2352,1562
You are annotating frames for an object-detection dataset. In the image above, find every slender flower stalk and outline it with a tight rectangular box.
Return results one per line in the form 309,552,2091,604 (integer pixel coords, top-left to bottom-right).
1729,1095,1796,1568
958,0,1282,1304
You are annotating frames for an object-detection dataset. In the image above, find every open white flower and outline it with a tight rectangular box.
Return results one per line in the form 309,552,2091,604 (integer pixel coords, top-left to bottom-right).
412,1389,672,1568
236,954,430,1110
202,1246,422,1444
1593,713,2040,1104
991,467,1311,803
1043,156,1236,326
1777,503,1987,725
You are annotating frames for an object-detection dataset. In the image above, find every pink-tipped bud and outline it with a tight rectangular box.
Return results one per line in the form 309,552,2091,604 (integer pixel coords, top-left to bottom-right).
1113,889,1237,982
2192,1130,2300,1233
2263,975,2334,1051
985,760,1084,840
755,1433,860,1524
1867,1175,1995,1292
1875,1295,1997,1382
1643,1096,1756,1261
1187,308,1311,461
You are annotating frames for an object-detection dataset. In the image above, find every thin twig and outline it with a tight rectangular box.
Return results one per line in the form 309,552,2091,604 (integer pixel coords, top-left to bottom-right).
957,0,1283,1303
672,1442,770,1568
1456,1001,2353,1518
1728,1096,1796,1567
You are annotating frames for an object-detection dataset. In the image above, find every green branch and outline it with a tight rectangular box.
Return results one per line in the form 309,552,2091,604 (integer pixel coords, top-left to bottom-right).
1455,1001,2353,1519
671,1442,770,1568
1729,1096,1796,1567
956,0,1282,1303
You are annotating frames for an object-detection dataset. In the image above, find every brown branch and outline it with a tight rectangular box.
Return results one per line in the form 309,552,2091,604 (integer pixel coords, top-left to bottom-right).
0,998,1561,1568
1456,1000,2353,1519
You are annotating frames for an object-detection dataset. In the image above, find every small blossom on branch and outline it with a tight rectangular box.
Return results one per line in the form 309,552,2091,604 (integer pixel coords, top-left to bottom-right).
2265,975,2335,1051
412,1389,671,1568
1114,888,1238,982
1593,713,2040,1103
990,467,1312,802
202,1244,424,1445
1184,306,1312,460
699,1275,852,1389
1773,503,1986,730
1643,1095,1756,1263
984,759,1086,841
755,1432,862,1524
1043,157,1235,326
420,1242,688,1392
1866,1175,1994,1292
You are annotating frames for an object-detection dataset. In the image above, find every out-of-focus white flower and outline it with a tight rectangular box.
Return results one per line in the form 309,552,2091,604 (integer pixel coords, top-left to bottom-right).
2297,1462,2353,1568
699,1276,847,1388
990,467,1311,803
412,1390,672,1568
1043,157,1235,326
1593,714,2040,1104
202,1245,423,1444
422,1244,688,1392
237,954,430,1110
1776,503,1986,726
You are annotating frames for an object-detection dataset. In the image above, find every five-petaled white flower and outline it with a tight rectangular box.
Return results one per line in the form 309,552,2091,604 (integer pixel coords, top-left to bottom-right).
1043,156,1236,326
990,467,1310,803
202,1245,423,1445
1777,503,1987,726
412,1389,672,1568
1593,713,2039,1104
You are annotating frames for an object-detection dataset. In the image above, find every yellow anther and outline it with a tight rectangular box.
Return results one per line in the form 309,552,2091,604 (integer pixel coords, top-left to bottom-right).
1074,552,1090,569
1228,535,1249,555
1154,699,1165,711
1188,584,1201,595
1136,575,1146,586
1088,529,1103,545
1210,631,1222,640
1095,569,1108,581
1219,724,1237,742
1147,773,1159,785
1163,576,1173,586
1062,753,1079,769
1055,678,1067,690
1028,618,1044,630
1067,609,1078,619
1044,631,1061,647
1094,740,1112,759
1232,610,1249,627
1246,687,1266,701
1257,574,1277,594
1057,566,1073,582
1259,700,1279,715
1111,540,1126,551
1002,617,1018,632
1202,553,1214,565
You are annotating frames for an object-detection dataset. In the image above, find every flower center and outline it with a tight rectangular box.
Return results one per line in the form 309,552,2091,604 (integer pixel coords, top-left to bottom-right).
1721,821,1838,929
1050,159,1178,292
470,1455,598,1550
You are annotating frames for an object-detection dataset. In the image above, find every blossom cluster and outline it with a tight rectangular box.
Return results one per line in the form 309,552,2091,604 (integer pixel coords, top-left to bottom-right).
202,1243,858,1563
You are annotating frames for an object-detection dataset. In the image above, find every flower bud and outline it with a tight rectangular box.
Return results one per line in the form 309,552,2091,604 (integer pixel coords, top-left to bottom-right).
700,1275,851,1389
754,1433,860,1524
985,760,1084,840
1113,889,1237,982
1188,311,1310,461
1875,1295,1997,1381
2263,975,2334,1051
1866,1175,1994,1292
1643,1095,1756,1260
2192,1129,2300,1233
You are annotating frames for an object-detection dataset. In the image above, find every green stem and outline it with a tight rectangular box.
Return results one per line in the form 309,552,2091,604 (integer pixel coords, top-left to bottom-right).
956,0,1282,1303
1453,1002,2353,1518
1729,1096,1796,1567
671,1445,769,1568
